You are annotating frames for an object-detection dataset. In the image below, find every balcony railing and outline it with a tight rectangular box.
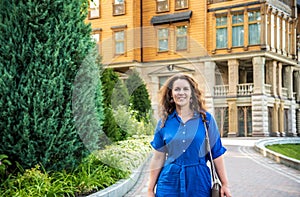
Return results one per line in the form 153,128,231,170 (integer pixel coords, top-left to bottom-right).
214,85,229,96
237,83,253,96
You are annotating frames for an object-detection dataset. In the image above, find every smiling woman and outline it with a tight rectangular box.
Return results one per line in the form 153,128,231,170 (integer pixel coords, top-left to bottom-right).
147,73,232,197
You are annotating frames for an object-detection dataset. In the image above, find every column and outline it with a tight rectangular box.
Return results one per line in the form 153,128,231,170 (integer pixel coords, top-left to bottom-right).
272,102,280,136
278,100,285,136
253,57,265,94
294,71,300,102
251,57,269,136
272,61,278,96
150,75,159,120
204,61,216,114
227,59,239,137
277,62,283,97
228,59,239,96
265,61,277,96
283,66,293,99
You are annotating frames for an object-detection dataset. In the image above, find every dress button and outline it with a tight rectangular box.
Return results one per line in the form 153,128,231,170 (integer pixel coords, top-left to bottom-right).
183,131,186,134
182,140,186,143
183,149,186,152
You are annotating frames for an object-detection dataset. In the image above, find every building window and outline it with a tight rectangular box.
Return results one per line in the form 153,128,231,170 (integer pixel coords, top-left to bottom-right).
232,12,244,47
176,25,188,51
113,0,125,15
248,10,261,45
158,28,169,52
88,0,100,19
175,0,188,10
91,33,101,53
157,0,169,12
114,30,125,55
216,15,228,48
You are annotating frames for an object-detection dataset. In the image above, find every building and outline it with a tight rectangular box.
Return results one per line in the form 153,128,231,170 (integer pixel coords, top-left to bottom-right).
86,0,300,137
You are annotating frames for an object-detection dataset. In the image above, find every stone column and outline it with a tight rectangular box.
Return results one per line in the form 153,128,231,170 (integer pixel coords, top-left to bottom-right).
150,75,159,120
265,61,277,96
278,100,285,136
253,57,265,94
228,59,239,96
227,98,238,137
277,62,283,97
204,61,216,114
295,71,300,102
251,57,269,136
283,66,293,99
227,60,239,137
271,101,280,136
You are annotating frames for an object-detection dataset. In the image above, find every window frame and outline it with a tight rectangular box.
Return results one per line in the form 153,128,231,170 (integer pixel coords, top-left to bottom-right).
215,14,228,49
91,30,101,54
175,0,189,10
113,0,125,16
88,0,100,19
156,0,169,13
248,10,261,46
113,29,126,56
175,24,189,51
231,12,244,47
157,27,170,52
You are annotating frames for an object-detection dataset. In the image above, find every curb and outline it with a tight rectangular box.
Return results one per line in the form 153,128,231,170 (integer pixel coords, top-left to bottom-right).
87,155,151,197
254,137,300,171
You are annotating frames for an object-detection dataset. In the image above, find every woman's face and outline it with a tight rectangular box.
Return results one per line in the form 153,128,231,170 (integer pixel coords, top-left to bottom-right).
171,79,192,108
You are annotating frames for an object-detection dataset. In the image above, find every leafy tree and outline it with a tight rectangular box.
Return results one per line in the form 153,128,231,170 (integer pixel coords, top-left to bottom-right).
0,0,103,172
125,70,152,122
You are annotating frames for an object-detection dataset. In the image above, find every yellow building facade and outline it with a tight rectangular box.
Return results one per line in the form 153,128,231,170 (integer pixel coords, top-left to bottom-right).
87,0,300,137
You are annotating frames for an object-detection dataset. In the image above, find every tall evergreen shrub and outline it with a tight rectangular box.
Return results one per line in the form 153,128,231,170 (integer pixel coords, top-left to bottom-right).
100,68,122,141
0,0,103,171
125,70,152,122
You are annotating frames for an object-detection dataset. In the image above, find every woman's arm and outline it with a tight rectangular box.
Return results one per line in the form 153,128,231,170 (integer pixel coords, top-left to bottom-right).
147,150,166,197
214,155,232,197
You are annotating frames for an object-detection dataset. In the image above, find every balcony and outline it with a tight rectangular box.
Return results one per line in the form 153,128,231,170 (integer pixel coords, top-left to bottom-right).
237,83,253,96
214,85,229,96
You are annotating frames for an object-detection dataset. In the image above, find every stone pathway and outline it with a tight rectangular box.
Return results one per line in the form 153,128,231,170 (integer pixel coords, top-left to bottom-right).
125,138,300,197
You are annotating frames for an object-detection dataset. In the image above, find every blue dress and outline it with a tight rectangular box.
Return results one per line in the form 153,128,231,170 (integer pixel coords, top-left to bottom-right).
151,111,226,197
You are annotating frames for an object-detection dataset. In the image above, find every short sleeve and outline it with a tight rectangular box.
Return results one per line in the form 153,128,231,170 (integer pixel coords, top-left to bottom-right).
150,120,167,152
206,113,227,159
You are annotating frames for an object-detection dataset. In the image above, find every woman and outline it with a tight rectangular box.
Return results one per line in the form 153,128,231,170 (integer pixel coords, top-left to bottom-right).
148,73,231,197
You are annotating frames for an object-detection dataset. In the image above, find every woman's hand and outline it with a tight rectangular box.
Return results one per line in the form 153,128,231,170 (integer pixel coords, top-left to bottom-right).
221,184,232,197
147,189,155,197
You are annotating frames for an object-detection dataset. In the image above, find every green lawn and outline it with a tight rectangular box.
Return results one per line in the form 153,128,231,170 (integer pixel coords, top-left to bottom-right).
266,144,300,160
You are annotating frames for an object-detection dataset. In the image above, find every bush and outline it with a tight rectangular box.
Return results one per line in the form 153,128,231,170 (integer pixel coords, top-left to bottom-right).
113,105,155,139
0,137,152,197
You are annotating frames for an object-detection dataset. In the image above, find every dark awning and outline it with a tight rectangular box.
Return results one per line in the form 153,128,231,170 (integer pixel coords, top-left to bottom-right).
150,10,192,25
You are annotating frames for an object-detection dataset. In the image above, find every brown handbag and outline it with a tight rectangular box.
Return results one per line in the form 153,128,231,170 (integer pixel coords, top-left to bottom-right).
201,114,222,197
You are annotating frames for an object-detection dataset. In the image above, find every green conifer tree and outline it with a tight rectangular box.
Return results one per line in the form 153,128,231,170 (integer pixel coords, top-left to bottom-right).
0,0,103,171
100,68,122,141
125,70,152,122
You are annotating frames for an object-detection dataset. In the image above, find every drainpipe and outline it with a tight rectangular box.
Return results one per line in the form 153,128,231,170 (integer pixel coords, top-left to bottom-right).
140,0,143,62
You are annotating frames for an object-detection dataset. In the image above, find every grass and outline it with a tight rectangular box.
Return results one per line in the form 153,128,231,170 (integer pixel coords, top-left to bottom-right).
266,144,300,160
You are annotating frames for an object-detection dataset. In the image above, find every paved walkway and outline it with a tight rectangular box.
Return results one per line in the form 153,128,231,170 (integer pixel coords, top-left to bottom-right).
125,138,300,197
